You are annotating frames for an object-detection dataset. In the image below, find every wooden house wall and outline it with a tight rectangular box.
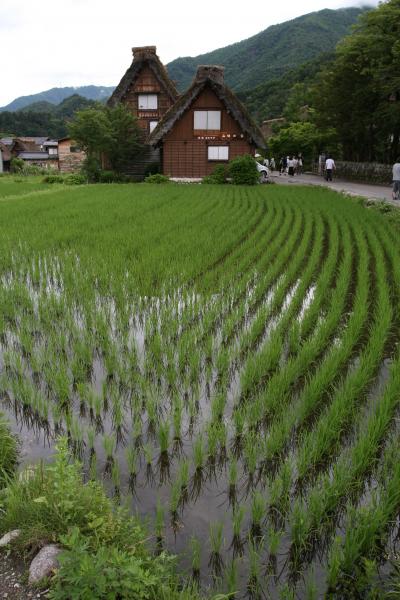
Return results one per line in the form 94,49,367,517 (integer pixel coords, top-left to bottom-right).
121,66,175,137
162,87,254,178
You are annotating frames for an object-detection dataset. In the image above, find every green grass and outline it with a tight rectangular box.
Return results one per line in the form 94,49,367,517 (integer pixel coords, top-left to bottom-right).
0,412,17,488
0,174,60,199
0,182,399,597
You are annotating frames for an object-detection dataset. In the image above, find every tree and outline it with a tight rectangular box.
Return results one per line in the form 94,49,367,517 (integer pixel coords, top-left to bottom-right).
68,104,144,177
312,0,400,162
269,121,339,163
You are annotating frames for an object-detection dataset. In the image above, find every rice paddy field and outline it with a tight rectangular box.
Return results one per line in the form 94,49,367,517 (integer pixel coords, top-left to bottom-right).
1,178,400,598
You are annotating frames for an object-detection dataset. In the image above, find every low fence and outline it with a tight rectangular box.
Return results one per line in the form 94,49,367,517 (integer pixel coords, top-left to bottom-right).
312,161,392,185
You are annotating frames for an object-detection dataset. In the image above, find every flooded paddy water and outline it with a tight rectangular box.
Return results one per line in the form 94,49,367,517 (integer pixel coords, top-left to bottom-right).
1,183,400,597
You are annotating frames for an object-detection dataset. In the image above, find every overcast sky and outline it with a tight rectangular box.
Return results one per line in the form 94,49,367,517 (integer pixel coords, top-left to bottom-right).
0,0,379,107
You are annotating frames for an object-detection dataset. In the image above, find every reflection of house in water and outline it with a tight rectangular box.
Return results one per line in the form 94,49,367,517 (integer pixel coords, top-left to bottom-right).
107,46,179,179
0,136,59,170
58,138,86,173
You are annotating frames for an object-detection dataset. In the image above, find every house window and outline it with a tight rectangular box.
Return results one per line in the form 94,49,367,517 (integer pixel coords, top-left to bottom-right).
149,120,158,133
138,94,158,110
208,146,229,161
194,110,221,130
48,148,58,155
70,146,81,153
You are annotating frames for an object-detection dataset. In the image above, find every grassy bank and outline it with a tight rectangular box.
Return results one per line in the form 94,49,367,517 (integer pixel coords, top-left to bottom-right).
0,412,17,489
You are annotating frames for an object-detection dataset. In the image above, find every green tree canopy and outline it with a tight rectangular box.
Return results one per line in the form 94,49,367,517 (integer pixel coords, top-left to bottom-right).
269,121,339,162
68,104,144,174
312,0,400,162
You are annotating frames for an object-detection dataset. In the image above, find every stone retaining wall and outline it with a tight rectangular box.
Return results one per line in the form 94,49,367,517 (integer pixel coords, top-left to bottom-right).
313,161,392,185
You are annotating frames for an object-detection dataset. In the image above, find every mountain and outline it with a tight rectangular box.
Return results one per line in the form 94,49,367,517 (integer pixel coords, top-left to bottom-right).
236,52,334,122
0,95,97,138
0,5,372,132
167,7,370,92
0,85,114,113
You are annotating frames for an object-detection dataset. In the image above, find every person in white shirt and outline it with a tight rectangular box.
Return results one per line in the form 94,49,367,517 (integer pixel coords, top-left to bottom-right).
287,156,295,176
392,158,400,200
325,156,336,181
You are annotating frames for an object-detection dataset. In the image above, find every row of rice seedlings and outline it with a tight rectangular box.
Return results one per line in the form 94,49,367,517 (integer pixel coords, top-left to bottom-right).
239,209,333,416
185,202,296,398
298,215,340,342
197,189,270,291
199,195,276,294
215,202,289,307
183,201,288,360
232,205,306,363
295,225,392,485
288,350,400,578
326,434,400,596
234,209,315,403
198,202,297,357
260,219,361,467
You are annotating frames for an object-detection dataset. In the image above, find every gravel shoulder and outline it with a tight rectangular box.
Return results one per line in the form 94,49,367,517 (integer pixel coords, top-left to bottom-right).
270,172,398,205
0,553,48,599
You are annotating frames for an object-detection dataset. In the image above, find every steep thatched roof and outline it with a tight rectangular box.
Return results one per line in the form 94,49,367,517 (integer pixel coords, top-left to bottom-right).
108,46,178,107
148,65,266,149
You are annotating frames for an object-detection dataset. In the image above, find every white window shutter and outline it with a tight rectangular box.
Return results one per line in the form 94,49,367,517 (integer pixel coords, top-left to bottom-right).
208,111,221,130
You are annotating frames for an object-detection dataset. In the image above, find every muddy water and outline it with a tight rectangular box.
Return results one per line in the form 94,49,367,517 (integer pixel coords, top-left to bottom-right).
1,265,398,596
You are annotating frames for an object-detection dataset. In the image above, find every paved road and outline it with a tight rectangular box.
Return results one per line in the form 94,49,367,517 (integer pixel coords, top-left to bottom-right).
270,172,398,205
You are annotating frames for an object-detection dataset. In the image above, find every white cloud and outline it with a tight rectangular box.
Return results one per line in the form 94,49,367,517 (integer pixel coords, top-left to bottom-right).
0,0,380,106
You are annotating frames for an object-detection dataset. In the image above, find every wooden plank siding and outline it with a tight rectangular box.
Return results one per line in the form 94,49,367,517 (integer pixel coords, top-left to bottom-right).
120,66,175,137
162,88,253,178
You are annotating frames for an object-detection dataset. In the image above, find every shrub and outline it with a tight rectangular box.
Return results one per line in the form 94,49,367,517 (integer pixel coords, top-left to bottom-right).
228,154,259,185
48,528,177,600
10,157,25,173
144,173,170,184
0,437,111,549
81,156,101,183
42,174,65,184
98,170,118,183
64,173,87,185
144,162,161,177
202,164,228,184
0,438,207,600
23,165,45,176
98,170,128,183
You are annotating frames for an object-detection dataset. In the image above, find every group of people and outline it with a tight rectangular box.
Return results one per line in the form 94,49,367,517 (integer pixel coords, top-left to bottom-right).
262,157,276,172
259,153,400,202
277,155,303,176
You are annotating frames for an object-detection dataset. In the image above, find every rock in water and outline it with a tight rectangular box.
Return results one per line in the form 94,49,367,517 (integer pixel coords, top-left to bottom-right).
0,530,21,547
28,545,61,584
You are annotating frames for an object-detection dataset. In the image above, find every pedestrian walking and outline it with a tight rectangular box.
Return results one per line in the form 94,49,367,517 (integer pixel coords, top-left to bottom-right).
297,155,303,175
392,157,400,200
325,156,336,181
288,156,295,176
279,156,287,175
270,157,276,172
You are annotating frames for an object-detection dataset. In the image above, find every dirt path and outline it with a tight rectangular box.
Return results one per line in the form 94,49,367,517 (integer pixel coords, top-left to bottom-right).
270,172,398,205
0,553,48,599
